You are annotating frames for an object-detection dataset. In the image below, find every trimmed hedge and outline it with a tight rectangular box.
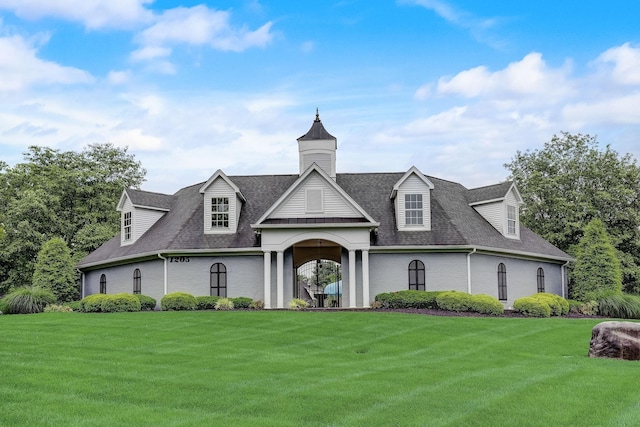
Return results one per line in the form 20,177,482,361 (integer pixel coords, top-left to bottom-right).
469,294,504,316
196,296,220,310
532,293,569,316
436,291,473,312
231,297,253,309
80,293,141,313
161,292,197,311
513,296,551,318
375,290,442,309
136,294,157,311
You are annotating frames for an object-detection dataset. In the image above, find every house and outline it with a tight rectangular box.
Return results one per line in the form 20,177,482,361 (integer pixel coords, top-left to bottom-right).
77,112,573,308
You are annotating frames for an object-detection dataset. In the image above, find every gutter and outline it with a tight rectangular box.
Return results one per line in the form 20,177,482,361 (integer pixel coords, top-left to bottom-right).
467,248,476,294
158,253,168,295
77,269,85,299
561,260,570,298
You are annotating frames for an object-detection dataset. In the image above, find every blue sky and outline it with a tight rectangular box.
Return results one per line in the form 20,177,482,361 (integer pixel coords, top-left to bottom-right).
1,0,639,194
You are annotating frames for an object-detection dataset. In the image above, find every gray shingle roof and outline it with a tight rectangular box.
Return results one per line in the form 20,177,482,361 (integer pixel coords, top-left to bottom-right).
78,172,571,268
126,188,174,210
297,117,336,141
467,181,513,204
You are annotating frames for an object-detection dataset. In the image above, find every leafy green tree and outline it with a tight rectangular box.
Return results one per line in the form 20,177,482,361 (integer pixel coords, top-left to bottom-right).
505,132,640,293
571,219,622,301
0,143,145,293
32,237,79,303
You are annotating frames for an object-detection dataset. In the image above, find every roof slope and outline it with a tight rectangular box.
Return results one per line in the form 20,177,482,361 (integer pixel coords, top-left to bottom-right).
78,172,570,267
467,181,514,204
126,188,174,210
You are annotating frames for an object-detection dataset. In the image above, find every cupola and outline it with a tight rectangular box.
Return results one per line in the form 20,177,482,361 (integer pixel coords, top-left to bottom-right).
297,109,337,180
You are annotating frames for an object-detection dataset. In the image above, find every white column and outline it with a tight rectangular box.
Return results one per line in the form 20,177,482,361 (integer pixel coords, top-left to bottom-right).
362,250,370,308
276,251,284,309
349,249,357,308
263,251,272,309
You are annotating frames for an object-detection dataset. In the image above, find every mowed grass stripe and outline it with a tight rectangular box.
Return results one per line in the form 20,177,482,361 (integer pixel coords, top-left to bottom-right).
1,311,638,426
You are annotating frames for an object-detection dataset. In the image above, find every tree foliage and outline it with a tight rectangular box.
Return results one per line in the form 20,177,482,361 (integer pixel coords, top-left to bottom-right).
32,237,79,303
0,144,146,293
505,132,640,293
571,219,622,301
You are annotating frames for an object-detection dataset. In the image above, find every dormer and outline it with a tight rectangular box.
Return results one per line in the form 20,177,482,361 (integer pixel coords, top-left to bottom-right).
199,170,246,234
117,189,173,246
390,166,435,231
297,110,337,180
468,181,524,240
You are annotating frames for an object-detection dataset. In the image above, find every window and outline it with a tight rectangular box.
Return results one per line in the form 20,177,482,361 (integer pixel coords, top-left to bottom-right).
133,268,141,294
100,274,107,294
507,205,517,235
210,263,227,297
405,194,423,225
212,197,229,228
408,260,425,291
498,263,507,301
124,212,132,240
537,268,545,293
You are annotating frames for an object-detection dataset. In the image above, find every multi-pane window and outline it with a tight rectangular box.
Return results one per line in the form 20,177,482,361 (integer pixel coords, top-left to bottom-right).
405,194,423,225
210,263,227,297
133,268,141,295
498,263,507,301
124,212,132,240
100,274,107,294
537,268,545,293
408,260,425,291
212,197,229,228
507,205,517,235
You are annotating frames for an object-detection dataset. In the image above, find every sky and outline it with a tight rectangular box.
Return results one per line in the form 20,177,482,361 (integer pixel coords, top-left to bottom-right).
0,0,639,194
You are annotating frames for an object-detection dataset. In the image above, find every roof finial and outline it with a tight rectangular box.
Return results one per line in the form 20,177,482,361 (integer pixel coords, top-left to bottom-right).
315,108,320,122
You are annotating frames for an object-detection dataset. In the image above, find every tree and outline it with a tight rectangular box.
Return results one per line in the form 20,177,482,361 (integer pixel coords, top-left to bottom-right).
505,132,640,293
571,219,622,301
0,143,146,293
32,237,79,303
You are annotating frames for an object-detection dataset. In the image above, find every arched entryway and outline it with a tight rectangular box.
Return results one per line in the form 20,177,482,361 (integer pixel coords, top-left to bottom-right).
293,239,342,307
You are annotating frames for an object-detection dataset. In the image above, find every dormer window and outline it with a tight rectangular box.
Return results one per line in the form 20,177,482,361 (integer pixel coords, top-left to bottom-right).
212,197,229,228
405,194,423,225
123,212,132,240
507,205,517,235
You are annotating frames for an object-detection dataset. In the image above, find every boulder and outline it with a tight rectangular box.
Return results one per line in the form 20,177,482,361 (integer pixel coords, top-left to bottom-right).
588,321,640,361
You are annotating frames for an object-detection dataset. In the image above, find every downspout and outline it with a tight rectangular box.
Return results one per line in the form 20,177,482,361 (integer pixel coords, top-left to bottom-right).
561,261,570,299
158,254,168,295
77,269,85,299
467,248,476,294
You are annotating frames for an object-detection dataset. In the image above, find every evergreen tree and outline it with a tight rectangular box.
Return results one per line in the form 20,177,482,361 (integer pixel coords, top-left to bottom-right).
571,219,622,301
32,237,79,303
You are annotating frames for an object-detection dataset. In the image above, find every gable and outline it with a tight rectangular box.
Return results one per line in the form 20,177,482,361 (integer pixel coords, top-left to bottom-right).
390,167,434,231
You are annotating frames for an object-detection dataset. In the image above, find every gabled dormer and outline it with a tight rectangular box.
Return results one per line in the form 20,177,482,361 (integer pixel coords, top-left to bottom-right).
468,181,524,240
298,110,337,180
117,189,173,246
390,166,435,231
199,170,246,234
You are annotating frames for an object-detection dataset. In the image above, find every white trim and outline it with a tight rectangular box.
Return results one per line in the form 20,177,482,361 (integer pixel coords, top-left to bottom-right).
389,166,434,199
199,169,246,202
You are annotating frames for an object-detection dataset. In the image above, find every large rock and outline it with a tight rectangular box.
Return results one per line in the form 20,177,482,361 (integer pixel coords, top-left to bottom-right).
588,321,640,361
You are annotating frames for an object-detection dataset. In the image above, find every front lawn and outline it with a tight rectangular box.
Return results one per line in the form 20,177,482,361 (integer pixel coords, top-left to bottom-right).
1,311,638,426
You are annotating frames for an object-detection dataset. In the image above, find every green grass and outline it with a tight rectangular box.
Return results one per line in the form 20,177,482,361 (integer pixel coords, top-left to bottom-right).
1,311,639,426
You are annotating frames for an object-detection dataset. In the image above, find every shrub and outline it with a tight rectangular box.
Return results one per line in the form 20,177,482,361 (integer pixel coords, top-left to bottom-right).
249,300,264,310
3,286,56,314
597,294,640,319
375,290,442,309
0,297,8,314
67,301,82,312
436,291,473,312
288,298,309,310
469,294,504,316
136,294,157,311
513,296,551,318
81,294,109,313
100,294,141,313
32,237,78,302
196,296,220,310
231,297,253,309
44,304,74,313
161,292,197,311
215,298,234,310
531,293,569,316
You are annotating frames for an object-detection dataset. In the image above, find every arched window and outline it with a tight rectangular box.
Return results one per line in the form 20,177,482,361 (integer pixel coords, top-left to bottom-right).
408,260,425,291
210,263,227,297
497,263,507,301
133,269,141,295
100,274,107,294
537,268,545,293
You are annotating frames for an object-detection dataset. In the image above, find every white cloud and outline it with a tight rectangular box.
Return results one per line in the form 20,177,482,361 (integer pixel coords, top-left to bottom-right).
595,43,640,86
132,5,273,65
0,0,153,29
106,70,130,85
0,34,94,92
